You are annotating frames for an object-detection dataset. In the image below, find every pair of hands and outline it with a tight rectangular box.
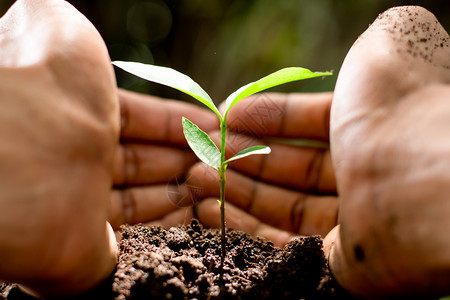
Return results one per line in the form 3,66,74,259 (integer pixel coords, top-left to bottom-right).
1,1,450,299
0,0,328,296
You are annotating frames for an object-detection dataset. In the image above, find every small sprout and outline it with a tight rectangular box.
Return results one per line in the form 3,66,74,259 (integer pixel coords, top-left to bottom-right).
113,61,332,269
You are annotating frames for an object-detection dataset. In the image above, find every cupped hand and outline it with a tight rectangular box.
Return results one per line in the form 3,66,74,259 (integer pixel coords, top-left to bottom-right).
174,92,339,247
0,0,119,297
326,6,450,299
0,0,216,297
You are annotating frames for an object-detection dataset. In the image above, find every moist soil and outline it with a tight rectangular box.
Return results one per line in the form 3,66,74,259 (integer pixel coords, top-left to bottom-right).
0,219,352,299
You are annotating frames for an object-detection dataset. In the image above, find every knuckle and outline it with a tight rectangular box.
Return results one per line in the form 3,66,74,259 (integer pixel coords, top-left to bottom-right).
291,194,306,233
120,189,136,225
304,150,326,192
122,145,139,185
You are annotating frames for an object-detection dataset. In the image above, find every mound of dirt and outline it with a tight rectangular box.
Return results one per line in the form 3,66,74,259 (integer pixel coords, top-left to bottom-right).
1,220,351,299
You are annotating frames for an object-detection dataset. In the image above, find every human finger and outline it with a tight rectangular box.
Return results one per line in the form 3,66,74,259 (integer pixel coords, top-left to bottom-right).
113,143,195,186
196,198,297,248
223,92,332,142
183,163,338,236
144,207,194,228
208,130,336,193
322,225,339,261
109,185,182,230
118,89,218,145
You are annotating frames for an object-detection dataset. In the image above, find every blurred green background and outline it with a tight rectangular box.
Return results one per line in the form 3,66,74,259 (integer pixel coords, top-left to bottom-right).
0,0,448,104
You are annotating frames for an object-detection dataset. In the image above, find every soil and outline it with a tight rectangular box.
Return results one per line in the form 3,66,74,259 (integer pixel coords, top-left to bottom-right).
0,220,352,300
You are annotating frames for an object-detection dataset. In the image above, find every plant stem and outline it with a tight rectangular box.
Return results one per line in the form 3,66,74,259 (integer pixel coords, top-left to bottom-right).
219,121,227,269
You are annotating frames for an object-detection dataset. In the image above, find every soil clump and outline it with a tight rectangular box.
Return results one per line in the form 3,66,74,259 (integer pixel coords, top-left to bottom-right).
1,220,351,299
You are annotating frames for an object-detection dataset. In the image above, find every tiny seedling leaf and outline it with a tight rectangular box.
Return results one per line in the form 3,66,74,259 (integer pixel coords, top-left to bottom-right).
113,61,222,120
224,145,271,165
224,67,332,117
182,117,220,170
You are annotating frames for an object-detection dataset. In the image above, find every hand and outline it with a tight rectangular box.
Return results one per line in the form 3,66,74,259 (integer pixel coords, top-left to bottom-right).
109,89,217,230
326,6,450,298
0,1,218,297
0,0,118,297
174,92,338,247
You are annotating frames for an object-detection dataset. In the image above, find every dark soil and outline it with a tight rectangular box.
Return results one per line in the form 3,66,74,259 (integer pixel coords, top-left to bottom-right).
1,220,351,299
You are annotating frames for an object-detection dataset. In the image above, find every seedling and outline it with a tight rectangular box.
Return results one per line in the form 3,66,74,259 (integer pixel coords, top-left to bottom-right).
113,61,331,268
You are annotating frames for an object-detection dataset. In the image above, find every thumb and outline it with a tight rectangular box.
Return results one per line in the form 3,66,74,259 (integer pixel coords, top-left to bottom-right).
322,225,339,262
324,225,373,299
324,225,401,299
323,226,354,292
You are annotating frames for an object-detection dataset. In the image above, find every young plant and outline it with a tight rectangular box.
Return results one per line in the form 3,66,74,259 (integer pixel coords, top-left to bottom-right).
113,61,331,267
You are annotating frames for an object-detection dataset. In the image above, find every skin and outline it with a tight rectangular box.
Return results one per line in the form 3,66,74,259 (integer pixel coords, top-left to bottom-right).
171,92,339,247
0,0,216,297
110,89,216,230
2,1,448,299
176,5,450,299
328,6,450,299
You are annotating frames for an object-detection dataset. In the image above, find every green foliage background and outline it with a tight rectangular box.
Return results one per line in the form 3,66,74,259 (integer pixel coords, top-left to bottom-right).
1,0,448,104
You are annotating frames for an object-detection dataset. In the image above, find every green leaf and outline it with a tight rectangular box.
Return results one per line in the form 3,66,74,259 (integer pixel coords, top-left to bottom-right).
113,61,222,120
224,67,332,117
224,145,271,164
182,117,220,170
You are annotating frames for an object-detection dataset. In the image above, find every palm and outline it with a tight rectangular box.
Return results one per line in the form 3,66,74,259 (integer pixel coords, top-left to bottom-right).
0,0,118,296
328,6,450,298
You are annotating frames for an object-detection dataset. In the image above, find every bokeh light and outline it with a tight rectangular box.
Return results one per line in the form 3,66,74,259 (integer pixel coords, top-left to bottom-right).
0,0,448,105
